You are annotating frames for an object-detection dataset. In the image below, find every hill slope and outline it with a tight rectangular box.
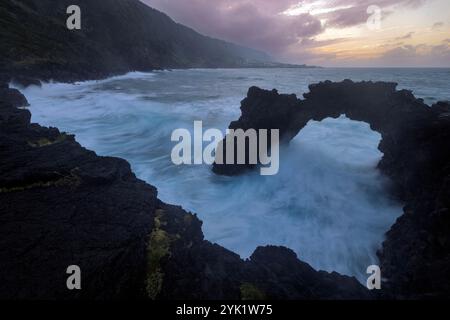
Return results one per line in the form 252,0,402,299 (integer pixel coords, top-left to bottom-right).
0,0,272,81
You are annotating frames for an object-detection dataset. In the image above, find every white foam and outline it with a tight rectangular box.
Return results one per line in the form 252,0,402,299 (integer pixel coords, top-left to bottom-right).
19,69,419,282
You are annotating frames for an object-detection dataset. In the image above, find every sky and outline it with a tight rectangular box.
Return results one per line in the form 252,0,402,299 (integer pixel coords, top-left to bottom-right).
142,0,450,67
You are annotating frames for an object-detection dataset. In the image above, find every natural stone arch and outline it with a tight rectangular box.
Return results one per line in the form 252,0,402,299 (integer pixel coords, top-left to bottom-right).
213,80,440,200
213,80,450,297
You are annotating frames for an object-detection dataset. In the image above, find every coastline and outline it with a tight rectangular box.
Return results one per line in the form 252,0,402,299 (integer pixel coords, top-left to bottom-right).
0,78,372,300
2,73,450,299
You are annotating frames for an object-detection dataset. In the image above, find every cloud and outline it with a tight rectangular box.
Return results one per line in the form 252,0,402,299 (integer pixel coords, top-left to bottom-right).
142,0,322,54
316,41,450,67
395,32,415,40
143,0,431,53
321,5,371,28
378,42,450,66
298,0,432,28
141,0,439,65
432,22,444,29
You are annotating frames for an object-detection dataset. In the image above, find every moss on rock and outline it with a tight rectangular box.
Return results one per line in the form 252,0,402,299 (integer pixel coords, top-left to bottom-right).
240,283,266,300
28,133,67,148
0,169,81,193
145,210,174,300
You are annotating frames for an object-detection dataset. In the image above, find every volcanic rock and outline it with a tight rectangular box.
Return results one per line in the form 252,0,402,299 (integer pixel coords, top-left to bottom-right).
0,84,371,299
213,80,450,298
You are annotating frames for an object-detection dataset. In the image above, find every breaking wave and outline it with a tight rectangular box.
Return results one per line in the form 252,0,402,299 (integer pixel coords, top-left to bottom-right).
20,68,450,281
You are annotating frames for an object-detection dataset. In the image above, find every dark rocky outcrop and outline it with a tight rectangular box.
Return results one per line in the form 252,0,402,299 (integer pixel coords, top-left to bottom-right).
0,82,371,299
1,82,157,299
3,78,448,300
213,81,450,298
153,204,369,300
0,0,272,84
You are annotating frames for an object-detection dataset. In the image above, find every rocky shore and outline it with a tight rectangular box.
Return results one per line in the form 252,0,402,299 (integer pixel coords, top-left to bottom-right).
2,0,448,302
0,81,371,300
214,81,450,298
2,78,449,299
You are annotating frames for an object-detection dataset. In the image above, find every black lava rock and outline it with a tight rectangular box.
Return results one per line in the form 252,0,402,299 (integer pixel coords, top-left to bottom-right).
0,85,371,300
213,81,450,299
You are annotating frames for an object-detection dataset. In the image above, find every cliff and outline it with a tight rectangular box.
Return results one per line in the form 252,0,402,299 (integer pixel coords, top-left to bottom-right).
0,0,272,83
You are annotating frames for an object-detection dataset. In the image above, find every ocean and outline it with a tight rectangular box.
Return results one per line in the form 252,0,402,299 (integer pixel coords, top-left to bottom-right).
19,68,450,282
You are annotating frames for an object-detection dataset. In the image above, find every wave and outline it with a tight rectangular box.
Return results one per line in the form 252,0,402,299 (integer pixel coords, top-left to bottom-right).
22,68,450,282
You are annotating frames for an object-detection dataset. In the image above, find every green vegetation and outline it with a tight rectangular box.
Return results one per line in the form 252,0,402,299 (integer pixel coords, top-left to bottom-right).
146,210,173,300
240,283,266,301
0,169,81,193
28,134,67,148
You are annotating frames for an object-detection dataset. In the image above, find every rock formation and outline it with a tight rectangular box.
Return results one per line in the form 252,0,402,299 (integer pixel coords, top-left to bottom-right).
213,80,450,298
0,81,370,299
2,78,448,299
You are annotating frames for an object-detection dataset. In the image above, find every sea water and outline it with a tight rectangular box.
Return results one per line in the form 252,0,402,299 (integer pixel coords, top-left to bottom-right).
20,68,450,282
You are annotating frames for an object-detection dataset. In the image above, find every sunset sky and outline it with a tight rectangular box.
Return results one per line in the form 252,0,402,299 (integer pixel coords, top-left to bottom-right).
142,0,450,67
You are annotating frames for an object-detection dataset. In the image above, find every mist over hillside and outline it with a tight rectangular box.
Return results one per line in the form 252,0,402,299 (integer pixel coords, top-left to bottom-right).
0,0,273,81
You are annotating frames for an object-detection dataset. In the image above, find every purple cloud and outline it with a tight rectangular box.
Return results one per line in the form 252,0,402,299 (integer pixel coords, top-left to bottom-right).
317,0,431,28
380,42,450,66
141,0,442,66
142,1,432,48
142,0,322,54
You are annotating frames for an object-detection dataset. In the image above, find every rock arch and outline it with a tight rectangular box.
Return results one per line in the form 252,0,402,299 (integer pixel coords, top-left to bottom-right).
213,80,450,297
213,80,445,200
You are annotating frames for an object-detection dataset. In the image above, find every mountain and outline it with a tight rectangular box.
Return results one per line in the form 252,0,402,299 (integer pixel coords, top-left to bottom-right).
0,0,273,82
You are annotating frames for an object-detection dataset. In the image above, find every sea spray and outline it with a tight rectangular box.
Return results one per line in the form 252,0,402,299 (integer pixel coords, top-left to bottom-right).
171,121,280,175
19,68,450,281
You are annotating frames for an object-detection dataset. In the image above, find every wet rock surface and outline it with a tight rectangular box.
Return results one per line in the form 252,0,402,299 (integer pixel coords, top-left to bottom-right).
0,82,371,299
213,80,450,298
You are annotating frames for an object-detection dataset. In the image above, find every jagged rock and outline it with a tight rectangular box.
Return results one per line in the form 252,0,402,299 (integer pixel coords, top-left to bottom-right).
0,87,29,108
153,204,370,300
213,81,450,298
212,87,300,175
2,81,448,299
0,87,158,299
0,85,30,131
243,246,369,300
0,85,371,300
